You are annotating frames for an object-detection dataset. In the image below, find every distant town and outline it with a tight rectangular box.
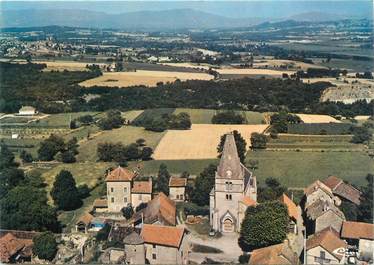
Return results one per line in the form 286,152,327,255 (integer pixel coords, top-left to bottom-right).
0,1,373,265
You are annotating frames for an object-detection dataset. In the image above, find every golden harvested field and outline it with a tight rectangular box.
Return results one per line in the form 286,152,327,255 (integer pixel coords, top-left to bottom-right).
295,114,341,123
216,68,295,76
79,70,213,87
253,59,326,70
35,60,107,71
153,124,268,160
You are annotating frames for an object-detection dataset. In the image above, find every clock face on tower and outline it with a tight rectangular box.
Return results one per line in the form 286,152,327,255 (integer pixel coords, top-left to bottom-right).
226,170,232,177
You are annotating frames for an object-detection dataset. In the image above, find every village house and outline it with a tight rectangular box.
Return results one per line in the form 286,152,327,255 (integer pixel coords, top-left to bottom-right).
169,176,187,202
306,226,347,265
92,198,108,213
0,230,38,263
323,176,361,205
304,180,340,209
131,179,153,209
18,106,37,116
133,192,176,226
141,224,189,265
279,193,305,256
123,231,145,265
304,198,345,234
75,213,94,233
248,241,299,265
341,221,374,262
210,133,257,233
106,166,137,212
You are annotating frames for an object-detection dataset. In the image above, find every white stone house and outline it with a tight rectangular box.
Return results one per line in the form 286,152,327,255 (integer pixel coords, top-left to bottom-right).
209,133,257,233
141,224,189,265
131,179,152,209
18,106,37,116
106,166,136,212
341,221,374,261
169,177,187,202
306,226,347,265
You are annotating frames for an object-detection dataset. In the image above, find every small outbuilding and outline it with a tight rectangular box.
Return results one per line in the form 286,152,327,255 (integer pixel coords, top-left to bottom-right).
18,106,37,116
168,177,187,202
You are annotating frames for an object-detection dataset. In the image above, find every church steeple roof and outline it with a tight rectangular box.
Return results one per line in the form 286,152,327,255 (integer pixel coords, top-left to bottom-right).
217,133,243,179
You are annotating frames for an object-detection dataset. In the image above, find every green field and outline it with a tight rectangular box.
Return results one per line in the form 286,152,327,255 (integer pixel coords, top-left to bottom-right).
122,110,144,122
132,108,176,126
173,108,265,124
129,159,218,176
30,112,101,128
0,138,42,157
287,123,353,135
0,116,35,124
41,162,114,195
246,150,373,187
76,125,165,162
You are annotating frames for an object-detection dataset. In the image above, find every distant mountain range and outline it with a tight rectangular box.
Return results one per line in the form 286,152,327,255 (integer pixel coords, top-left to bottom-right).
0,8,368,30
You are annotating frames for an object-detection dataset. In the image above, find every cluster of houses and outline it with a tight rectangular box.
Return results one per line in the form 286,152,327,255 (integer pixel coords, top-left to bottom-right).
0,133,373,264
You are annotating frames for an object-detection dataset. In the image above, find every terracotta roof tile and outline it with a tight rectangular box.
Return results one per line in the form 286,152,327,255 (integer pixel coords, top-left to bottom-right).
249,242,298,265
141,224,184,248
106,166,136,182
76,213,94,226
306,227,347,261
323,176,343,190
240,196,257,207
169,177,187,187
0,233,33,263
132,180,152,194
341,221,374,240
279,193,299,221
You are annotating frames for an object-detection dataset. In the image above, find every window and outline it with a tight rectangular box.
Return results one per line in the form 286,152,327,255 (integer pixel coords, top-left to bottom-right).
138,194,142,200
152,244,156,249
320,251,325,259
225,181,233,190
152,253,157,260
124,187,128,193
226,194,232,200
111,197,114,203
124,197,127,203
180,194,184,200
110,187,114,193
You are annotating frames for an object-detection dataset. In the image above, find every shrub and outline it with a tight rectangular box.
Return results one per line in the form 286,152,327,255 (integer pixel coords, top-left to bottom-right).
32,232,57,261
183,202,210,216
212,111,245,124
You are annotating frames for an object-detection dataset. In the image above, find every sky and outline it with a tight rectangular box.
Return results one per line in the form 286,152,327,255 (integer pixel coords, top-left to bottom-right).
1,1,372,19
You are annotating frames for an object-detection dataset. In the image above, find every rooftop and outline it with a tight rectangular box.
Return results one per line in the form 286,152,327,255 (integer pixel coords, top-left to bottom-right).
106,166,136,182
249,242,298,265
0,233,33,263
169,176,187,187
341,221,374,240
132,180,152,194
306,226,347,261
76,212,94,226
141,224,184,248
305,199,345,221
240,196,257,207
217,133,243,180
304,180,333,197
93,198,107,208
279,193,299,221
323,176,361,205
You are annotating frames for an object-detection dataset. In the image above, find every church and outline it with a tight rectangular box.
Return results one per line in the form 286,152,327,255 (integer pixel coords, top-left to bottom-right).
210,133,257,233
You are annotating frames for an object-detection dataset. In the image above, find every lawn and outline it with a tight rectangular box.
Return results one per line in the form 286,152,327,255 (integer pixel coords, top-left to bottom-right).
122,110,144,122
30,112,101,128
130,159,217,176
246,150,373,188
173,108,265,124
76,125,165,162
0,138,42,157
41,162,114,197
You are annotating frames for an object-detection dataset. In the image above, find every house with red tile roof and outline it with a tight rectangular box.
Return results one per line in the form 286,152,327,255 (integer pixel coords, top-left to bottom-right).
168,176,187,202
249,241,298,265
0,231,36,263
323,176,361,205
306,226,347,265
341,221,374,261
106,166,137,212
131,178,153,209
141,224,189,264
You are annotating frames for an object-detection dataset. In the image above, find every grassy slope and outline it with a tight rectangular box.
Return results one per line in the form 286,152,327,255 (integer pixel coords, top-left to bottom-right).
246,150,373,187
173,108,265,124
76,125,165,162
31,112,101,127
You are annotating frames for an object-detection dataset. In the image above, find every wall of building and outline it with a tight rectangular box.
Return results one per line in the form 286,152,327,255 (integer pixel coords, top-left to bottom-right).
107,181,131,212
131,193,152,209
359,239,374,261
145,243,179,264
305,189,332,208
169,187,185,201
125,244,145,264
307,246,343,265
315,211,343,233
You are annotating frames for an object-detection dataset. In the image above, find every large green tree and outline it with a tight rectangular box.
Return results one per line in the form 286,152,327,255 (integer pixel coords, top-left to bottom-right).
217,130,247,163
0,186,59,232
50,170,82,210
250,133,268,150
37,134,65,161
191,164,216,206
154,163,171,196
239,201,288,251
32,232,57,261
